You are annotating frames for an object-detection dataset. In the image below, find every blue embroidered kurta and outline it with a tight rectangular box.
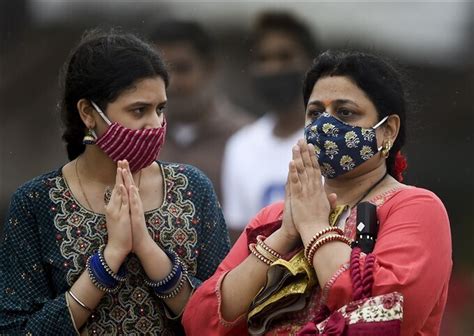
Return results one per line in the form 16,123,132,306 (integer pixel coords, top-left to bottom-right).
0,162,230,335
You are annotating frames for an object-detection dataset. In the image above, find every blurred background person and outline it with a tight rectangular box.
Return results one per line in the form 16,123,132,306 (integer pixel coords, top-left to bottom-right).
222,11,319,243
150,20,253,199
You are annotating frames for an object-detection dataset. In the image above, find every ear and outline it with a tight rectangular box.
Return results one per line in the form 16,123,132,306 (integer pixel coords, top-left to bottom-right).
77,99,96,129
382,114,400,145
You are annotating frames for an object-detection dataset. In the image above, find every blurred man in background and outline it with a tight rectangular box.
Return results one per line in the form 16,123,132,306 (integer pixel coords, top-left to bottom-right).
150,20,252,199
222,11,319,243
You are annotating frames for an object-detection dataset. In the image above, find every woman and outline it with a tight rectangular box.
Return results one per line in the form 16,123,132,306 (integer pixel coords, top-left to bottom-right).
183,50,452,335
0,30,230,335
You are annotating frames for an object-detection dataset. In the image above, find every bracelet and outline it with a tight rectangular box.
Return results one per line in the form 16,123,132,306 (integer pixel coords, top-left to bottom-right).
154,270,189,299
304,227,345,259
87,254,120,293
306,234,352,265
256,235,282,259
255,243,278,264
144,250,182,289
98,245,127,282
249,243,273,266
67,290,93,313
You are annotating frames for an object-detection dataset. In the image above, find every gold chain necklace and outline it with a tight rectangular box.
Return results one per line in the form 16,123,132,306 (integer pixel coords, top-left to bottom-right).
75,158,142,212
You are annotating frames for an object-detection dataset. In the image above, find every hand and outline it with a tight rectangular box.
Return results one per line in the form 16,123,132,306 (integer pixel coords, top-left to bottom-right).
119,161,155,256
278,170,301,245
104,162,133,266
289,139,332,236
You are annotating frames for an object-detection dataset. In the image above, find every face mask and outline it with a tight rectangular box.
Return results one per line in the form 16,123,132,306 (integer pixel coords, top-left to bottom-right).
304,112,388,178
253,70,304,112
91,101,167,173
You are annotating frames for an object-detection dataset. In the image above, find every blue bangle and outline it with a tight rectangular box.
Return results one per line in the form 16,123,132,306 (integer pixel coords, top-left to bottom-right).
144,250,188,298
87,254,120,293
98,245,127,282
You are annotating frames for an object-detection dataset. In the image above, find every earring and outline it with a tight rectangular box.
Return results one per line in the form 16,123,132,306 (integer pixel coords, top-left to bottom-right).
381,140,392,158
83,129,97,145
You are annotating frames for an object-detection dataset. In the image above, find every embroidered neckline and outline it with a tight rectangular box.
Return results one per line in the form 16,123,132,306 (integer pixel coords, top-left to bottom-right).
58,161,169,217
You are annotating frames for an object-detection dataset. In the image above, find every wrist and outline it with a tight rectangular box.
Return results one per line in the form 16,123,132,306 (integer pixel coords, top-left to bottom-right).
134,236,159,260
298,222,331,247
267,228,301,255
103,245,128,273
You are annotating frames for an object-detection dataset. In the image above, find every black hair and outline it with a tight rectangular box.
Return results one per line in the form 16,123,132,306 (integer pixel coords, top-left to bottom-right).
59,29,169,160
149,20,214,63
251,11,318,59
303,50,407,178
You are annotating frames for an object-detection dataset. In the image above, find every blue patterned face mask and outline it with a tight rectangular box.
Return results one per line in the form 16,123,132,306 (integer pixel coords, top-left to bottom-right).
304,113,388,178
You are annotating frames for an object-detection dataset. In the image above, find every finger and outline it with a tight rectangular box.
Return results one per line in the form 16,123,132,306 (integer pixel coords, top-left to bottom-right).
328,192,338,210
288,160,301,196
292,145,308,185
307,143,320,169
122,166,134,191
120,185,128,208
299,139,315,181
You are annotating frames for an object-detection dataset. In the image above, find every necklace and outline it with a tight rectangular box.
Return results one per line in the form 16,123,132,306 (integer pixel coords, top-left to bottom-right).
75,158,142,211
350,172,388,209
103,168,142,205
75,158,96,212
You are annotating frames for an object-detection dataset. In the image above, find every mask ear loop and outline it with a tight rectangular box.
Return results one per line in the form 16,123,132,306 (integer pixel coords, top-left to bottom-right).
373,115,390,152
90,101,112,126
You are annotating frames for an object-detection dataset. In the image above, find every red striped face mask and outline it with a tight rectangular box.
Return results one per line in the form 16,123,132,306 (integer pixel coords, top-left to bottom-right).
91,101,167,173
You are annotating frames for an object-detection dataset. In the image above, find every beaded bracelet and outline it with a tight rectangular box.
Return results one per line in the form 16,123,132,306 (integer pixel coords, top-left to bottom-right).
306,234,352,265
255,243,278,264
87,254,121,293
144,250,182,289
68,290,93,313
154,269,189,299
249,243,273,266
98,245,127,282
304,227,345,259
256,235,282,260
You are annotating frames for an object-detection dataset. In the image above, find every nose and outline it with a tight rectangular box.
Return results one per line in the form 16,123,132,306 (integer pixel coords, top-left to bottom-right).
144,112,164,129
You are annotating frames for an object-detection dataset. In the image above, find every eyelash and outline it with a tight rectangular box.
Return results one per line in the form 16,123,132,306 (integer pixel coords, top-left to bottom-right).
132,106,166,116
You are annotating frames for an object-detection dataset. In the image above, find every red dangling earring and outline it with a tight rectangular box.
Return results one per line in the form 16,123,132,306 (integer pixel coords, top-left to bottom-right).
83,129,97,145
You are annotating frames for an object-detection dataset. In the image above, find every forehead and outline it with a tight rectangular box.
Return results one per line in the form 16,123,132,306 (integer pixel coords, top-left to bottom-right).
308,76,373,106
114,77,167,104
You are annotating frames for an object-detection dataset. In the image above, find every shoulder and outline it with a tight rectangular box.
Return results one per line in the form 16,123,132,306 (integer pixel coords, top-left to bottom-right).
246,201,284,230
379,186,450,230
11,169,62,202
384,186,446,211
159,161,215,191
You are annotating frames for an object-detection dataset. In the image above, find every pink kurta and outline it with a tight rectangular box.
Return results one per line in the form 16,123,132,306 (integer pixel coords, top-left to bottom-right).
183,187,452,336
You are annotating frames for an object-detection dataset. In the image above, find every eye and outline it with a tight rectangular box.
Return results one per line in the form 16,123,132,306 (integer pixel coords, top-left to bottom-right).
336,108,354,118
131,106,146,115
157,105,166,116
306,109,324,120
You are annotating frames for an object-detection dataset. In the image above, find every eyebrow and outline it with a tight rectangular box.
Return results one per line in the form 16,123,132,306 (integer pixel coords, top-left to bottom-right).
307,99,359,108
126,100,167,109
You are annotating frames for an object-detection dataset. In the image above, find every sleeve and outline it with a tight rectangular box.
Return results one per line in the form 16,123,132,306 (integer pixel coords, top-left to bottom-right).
325,189,452,335
182,207,270,336
0,189,78,335
221,137,249,230
188,168,231,289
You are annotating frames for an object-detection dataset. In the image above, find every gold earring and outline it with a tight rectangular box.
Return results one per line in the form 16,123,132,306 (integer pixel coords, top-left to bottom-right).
83,129,96,145
381,140,391,158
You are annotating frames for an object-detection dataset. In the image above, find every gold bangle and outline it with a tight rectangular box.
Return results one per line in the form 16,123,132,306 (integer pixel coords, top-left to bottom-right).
67,290,93,313
255,243,278,263
249,243,273,266
306,234,352,265
256,235,282,259
304,227,344,259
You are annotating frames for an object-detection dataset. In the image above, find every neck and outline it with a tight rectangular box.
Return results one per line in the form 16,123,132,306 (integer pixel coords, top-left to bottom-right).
272,101,304,138
324,163,389,207
77,146,119,186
